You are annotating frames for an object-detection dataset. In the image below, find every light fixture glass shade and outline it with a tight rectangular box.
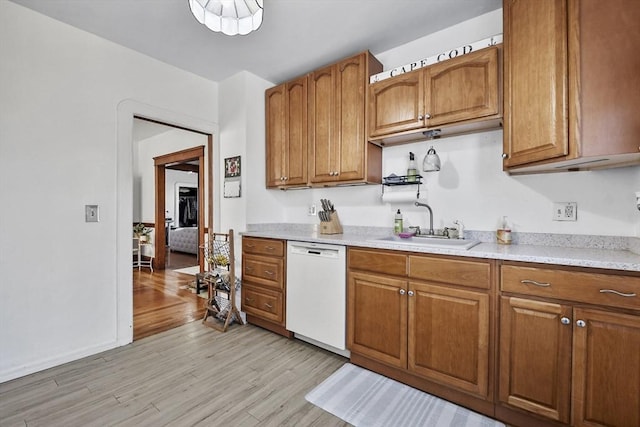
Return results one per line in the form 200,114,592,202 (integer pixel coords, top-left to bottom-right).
423,146,441,172
189,0,264,36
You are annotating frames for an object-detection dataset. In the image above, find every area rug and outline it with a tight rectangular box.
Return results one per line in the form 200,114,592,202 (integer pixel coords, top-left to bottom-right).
178,283,209,299
305,363,504,427
173,265,200,275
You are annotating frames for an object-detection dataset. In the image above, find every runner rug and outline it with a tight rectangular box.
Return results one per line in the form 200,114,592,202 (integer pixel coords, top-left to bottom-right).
305,363,504,427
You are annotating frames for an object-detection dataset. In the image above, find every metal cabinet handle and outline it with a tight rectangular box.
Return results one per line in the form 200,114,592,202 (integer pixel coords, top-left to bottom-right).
399,289,406,295
264,270,275,276
599,289,637,298
424,113,431,119
245,266,254,272
521,279,551,287
576,320,586,328
502,153,508,159
418,115,424,121
265,246,275,251
245,297,254,303
265,303,273,309
408,290,415,297
246,244,255,248
560,317,571,325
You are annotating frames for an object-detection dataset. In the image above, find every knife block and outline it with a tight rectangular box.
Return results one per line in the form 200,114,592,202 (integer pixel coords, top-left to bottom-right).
320,211,343,235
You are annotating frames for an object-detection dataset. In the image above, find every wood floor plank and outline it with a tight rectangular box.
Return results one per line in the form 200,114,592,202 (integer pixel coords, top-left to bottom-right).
0,323,348,426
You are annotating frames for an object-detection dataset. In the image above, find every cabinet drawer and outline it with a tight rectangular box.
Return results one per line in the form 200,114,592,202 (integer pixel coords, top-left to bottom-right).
242,285,283,324
243,237,285,257
243,254,284,290
501,264,640,311
409,255,491,290
348,248,407,276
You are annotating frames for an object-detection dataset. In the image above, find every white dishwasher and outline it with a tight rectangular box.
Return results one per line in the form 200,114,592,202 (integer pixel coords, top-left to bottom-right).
286,241,349,357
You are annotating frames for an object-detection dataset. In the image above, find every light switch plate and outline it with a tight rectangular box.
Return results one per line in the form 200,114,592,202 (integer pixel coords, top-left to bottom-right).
85,205,99,222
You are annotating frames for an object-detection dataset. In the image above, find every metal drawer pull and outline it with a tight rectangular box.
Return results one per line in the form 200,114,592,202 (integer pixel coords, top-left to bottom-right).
576,320,586,328
245,266,254,272
265,303,273,309
521,279,550,287
264,270,275,276
399,289,406,295
560,317,571,325
265,246,275,251
408,290,415,297
599,289,637,298
245,297,254,303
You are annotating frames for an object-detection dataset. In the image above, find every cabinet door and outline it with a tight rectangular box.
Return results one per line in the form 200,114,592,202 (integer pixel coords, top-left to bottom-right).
499,297,572,424
283,76,308,186
503,0,569,167
572,308,640,427
426,47,499,127
334,53,366,182
368,69,424,138
308,65,336,183
348,271,407,369
265,84,286,187
408,282,490,397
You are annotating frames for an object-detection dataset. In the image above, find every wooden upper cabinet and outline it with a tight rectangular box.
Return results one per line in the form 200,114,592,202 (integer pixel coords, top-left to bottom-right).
368,70,425,138
309,52,382,184
368,46,501,145
427,47,499,127
503,0,569,168
503,0,640,173
265,75,308,188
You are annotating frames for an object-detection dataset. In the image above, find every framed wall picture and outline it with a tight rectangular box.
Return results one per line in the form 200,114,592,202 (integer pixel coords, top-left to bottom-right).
224,156,241,178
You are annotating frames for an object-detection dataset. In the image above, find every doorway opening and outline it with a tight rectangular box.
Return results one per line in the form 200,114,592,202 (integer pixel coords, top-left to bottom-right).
131,116,214,340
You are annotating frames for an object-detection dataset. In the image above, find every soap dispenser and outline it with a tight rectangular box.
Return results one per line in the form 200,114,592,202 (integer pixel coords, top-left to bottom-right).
407,152,417,182
394,209,403,234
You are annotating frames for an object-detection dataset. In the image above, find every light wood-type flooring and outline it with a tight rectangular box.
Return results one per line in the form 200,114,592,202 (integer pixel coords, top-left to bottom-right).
133,251,204,340
0,321,348,426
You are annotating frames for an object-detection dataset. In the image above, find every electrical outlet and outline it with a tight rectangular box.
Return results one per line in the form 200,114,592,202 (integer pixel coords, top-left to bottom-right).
308,204,317,216
553,202,577,221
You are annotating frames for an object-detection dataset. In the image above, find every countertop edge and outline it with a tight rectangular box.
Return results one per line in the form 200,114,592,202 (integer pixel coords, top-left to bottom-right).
240,230,640,273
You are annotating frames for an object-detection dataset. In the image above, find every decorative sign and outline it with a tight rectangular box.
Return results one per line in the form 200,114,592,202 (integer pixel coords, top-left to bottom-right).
370,34,503,83
224,155,241,198
224,156,241,178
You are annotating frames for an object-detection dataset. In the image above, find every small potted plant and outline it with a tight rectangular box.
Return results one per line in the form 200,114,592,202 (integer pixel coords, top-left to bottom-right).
133,223,152,242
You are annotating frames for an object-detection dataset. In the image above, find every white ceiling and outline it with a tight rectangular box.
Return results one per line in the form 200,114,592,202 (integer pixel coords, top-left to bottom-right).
10,0,502,84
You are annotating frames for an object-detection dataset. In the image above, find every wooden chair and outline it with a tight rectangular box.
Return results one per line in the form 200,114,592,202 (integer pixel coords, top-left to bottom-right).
201,229,244,332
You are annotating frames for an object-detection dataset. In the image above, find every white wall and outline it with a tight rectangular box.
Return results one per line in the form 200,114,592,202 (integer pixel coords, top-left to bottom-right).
245,9,640,237
134,128,206,223
0,1,218,382
218,71,274,235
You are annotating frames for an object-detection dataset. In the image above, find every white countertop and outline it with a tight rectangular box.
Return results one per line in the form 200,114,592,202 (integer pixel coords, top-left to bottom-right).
242,227,640,272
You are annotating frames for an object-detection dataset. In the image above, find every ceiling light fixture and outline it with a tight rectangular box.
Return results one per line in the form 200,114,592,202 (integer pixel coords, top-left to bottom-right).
188,0,264,36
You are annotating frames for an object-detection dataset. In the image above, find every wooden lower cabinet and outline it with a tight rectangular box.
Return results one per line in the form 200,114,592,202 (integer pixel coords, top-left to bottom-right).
348,271,407,368
410,282,490,397
572,308,640,427
499,297,572,424
241,237,291,337
347,248,493,415
499,263,640,427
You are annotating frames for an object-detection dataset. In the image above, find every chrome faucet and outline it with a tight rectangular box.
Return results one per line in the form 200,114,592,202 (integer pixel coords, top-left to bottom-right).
414,202,434,235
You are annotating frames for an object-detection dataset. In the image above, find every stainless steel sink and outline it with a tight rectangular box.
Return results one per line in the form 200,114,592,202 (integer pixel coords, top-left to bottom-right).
371,235,481,250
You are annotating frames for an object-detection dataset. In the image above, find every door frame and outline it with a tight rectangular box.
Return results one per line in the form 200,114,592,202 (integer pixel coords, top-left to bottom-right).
153,145,206,271
117,100,218,346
